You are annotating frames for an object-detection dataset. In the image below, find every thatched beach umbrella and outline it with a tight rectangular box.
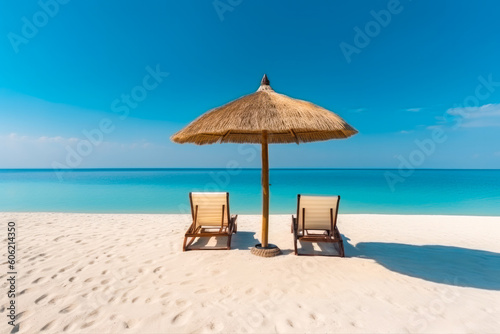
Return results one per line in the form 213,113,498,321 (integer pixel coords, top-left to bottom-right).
171,75,357,256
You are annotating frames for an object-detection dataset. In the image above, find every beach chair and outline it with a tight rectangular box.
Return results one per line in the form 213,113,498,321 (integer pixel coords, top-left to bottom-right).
291,195,345,257
183,192,238,251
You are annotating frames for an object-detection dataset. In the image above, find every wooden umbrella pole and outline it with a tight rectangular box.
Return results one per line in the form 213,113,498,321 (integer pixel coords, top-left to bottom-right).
261,131,269,248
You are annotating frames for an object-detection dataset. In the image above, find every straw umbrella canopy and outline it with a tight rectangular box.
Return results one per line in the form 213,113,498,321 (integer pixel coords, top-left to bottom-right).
171,75,357,252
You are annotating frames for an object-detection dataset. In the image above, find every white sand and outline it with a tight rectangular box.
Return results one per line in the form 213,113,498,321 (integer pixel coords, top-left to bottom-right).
1,213,500,333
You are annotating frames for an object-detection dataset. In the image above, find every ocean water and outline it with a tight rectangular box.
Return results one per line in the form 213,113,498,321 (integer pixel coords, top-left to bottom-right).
0,169,499,216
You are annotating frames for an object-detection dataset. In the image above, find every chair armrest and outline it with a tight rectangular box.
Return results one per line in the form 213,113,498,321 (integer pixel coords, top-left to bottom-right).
186,219,197,234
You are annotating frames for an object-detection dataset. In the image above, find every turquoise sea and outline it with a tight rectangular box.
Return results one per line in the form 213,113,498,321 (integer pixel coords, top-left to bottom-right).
0,169,499,216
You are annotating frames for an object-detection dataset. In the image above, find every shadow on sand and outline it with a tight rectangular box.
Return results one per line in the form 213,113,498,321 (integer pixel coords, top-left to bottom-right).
189,231,260,250
344,237,500,290
231,231,261,250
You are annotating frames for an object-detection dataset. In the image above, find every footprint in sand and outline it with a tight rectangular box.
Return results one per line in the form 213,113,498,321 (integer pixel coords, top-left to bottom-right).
35,294,48,304
40,321,54,331
350,321,363,328
153,266,163,274
62,323,76,332
81,321,95,329
175,299,190,307
205,321,224,332
16,310,31,320
32,277,46,284
89,309,100,317
195,289,208,294
60,304,76,314
275,318,295,333
171,310,193,326
123,319,138,329
48,295,63,304
59,265,71,273
10,323,20,333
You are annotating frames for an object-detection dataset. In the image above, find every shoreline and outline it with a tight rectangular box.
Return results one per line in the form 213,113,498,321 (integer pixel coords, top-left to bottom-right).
1,213,499,333
3,211,500,217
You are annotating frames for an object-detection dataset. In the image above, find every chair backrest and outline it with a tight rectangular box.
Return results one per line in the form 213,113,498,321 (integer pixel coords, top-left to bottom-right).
190,192,230,228
297,195,340,232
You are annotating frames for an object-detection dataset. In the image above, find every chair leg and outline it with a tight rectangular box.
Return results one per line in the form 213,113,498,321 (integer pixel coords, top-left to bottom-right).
227,233,232,250
182,236,188,251
339,240,345,257
334,227,345,257
292,220,299,255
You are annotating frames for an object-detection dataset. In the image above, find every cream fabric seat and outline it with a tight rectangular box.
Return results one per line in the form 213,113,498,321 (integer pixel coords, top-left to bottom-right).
183,192,237,251
292,194,345,257
191,192,229,228
297,195,340,232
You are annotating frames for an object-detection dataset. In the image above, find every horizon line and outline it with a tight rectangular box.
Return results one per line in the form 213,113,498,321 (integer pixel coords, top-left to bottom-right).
1,168,499,171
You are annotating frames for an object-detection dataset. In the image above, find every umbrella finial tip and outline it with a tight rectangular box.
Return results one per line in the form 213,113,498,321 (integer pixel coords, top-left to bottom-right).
261,74,270,86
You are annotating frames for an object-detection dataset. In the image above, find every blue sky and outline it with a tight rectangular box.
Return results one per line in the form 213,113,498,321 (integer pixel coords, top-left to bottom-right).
0,0,499,169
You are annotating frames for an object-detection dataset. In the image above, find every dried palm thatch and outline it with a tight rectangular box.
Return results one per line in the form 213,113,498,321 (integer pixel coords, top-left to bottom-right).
171,74,357,254
171,75,358,145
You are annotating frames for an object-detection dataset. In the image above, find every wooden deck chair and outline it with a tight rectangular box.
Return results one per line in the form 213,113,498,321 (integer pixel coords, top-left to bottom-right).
291,195,345,257
183,192,238,251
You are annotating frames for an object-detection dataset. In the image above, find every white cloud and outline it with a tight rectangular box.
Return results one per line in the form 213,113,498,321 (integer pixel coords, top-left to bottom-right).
3,133,78,145
2,133,156,148
399,130,414,134
446,103,500,127
0,132,165,168
406,107,422,112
